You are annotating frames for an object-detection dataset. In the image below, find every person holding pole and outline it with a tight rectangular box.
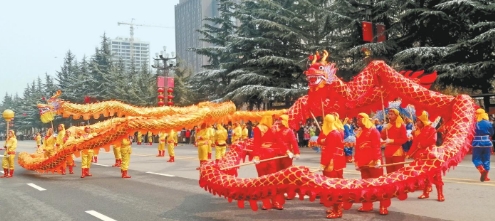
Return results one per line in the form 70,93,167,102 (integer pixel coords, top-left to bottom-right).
251,114,278,210
2,130,17,178
166,129,178,162
80,126,94,178
120,137,132,178
354,113,390,215
318,114,346,218
213,124,228,163
195,123,211,170
406,111,444,201
381,109,408,174
157,131,166,157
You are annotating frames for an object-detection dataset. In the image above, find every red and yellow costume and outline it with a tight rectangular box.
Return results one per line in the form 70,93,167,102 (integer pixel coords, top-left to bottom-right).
166,129,178,162
147,131,153,145
63,130,75,174
381,109,408,174
56,124,67,174
319,114,345,218
195,123,211,170
208,126,215,159
43,128,56,159
241,124,248,140
80,127,94,178
407,111,443,201
2,130,17,178
120,137,132,178
232,123,242,143
137,131,143,145
214,124,228,163
112,144,122,167
355,113,390,215
91,128,100,163
157,132,166,157
35,133,42,147
277,115,300,170
252,114,282,210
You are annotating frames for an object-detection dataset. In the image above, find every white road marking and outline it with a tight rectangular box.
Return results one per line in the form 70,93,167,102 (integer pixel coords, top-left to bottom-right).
93,163,110,167
0,155,4,157
146,172,176,177
0,171,3,174
85,210,117,221
27,183,46,191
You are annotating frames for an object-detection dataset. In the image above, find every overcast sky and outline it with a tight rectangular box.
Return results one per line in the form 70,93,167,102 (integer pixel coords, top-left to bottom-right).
0,0,179,99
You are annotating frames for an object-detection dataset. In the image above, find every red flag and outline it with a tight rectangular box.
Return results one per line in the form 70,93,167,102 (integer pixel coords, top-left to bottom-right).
362,21,373,42
376,24,386,42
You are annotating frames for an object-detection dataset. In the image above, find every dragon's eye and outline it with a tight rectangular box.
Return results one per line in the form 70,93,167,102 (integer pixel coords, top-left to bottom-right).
319,66,324,70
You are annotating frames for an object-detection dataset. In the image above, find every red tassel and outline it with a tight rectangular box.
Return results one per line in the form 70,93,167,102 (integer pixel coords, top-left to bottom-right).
237,200,244,209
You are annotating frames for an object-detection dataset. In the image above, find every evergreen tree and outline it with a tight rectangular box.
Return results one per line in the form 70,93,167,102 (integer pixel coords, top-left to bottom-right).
223,0,328,109
432,0,495,94
88,33,113,100
190,0,239,101
44,73,58,98
173,64,195,106
56,50,77,101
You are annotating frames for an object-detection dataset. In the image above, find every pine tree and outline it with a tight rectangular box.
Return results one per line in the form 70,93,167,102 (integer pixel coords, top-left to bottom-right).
432,0,495,94
223,0,330,109
44,73,58,98
88,33,113,100
190,0,239,101
173,64,195,106
56,50,78,101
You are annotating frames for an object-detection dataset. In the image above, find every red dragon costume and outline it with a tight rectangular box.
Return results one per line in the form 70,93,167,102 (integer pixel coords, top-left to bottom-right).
18,52,479,218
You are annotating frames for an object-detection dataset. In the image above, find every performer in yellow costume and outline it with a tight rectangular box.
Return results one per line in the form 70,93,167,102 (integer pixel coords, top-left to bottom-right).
2,130,17,178
241,123,248,140
35,132,42,148
112,144,122,167
213,124,228,163
63,130,75,174
91,128,100,163
137,131,143,145
232,122,242,143
120,137,132,178
166,129,178,162
157,132,166,157
43,128,56,158
208,125,215,160
80,127,94,178
147,131,153,145
55,124,66,174
195,123,210,170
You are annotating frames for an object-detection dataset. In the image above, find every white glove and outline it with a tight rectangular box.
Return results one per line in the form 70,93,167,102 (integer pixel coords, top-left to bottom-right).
374,160,381,168
385,138,393,144
294,154,300,160
253,157,260,164
287,152,294,159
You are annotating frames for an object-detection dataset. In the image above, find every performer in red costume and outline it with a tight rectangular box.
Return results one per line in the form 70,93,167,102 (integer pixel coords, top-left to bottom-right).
355,113,390,215
252,114,278,210
381,109,408,174
277,114,300,169
318,114,345,219
406,111,444,201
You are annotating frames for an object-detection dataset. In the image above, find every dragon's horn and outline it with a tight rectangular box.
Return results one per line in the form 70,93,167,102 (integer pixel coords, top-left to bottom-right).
321,50,329,65
312,51,319,64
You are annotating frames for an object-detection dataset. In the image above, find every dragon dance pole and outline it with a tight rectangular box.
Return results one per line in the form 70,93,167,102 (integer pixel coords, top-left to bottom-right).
380,88,389,139
2,110,14,149
310,112,322,131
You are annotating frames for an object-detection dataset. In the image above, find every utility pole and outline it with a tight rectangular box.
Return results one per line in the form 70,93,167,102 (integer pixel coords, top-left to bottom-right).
152,47,176,106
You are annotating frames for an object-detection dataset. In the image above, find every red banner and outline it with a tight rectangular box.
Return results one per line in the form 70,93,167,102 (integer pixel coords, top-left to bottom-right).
157,76,165,88
362,21,373,42
376,24,386,42
166,77,174,88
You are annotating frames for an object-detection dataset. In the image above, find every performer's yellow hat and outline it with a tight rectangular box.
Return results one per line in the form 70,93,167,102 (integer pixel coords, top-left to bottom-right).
417,111,431,126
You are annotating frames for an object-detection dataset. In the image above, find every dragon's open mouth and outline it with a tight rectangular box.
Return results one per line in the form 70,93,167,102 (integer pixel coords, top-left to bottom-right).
307,75,325,86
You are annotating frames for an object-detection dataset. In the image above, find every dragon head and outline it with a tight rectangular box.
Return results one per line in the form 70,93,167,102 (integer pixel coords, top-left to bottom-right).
305,50,337,90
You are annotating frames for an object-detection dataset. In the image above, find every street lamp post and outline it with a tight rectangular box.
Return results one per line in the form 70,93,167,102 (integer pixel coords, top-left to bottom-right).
152,47,176,106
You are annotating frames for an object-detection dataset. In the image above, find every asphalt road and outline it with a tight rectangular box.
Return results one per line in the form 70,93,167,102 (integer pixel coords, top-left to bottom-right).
1,141,494,221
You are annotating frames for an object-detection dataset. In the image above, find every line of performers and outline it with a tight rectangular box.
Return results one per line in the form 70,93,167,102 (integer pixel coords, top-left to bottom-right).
194,122,249,169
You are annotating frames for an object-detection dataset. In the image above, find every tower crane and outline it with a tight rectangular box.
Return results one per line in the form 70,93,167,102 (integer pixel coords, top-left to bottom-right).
117,19,174,63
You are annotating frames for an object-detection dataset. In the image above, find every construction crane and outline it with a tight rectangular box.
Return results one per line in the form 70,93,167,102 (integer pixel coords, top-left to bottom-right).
117,19,174,63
